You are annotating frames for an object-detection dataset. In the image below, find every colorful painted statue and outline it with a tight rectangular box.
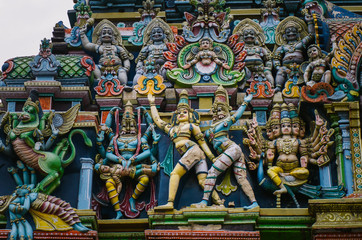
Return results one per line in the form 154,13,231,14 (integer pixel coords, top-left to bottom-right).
303,44,335,87
0,91,92,195
193,86,258,210
95,102,160,218
273,16,314,92
244,103,344,207
233,19,274,86
133,18,174,85
266,104,310,195
80,19,133,85
148,90,222,210
182,37,230,72
0,161,89,240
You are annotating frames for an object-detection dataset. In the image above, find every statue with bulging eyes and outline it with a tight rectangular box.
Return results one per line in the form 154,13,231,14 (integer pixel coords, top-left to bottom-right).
133,18,174,86
273,16,314,92
80,19,133,85
233,19,274,86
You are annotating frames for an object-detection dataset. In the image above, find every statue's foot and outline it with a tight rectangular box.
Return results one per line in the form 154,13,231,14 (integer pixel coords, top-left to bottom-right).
124,85,133,92
73,223,90,233
273,185,287,195
243,201,259,210
190,200,208,208
129,197,137,213
154,201,174,210
115,211,123,219
274,86,281,93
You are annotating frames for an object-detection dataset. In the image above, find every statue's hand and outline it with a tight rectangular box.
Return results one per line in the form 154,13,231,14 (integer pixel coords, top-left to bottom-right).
34,142,43,151
244,94,253,103
182,63,191,69
151,162,159,173
51,123,59,136
96,131,105,142
147,93,155,104
222,63,231,70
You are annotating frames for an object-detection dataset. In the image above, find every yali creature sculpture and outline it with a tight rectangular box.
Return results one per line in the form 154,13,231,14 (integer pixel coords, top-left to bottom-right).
0,90,92,195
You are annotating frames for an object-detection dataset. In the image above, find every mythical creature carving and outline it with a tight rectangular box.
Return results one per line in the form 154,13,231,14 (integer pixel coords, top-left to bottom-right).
0,90,92,195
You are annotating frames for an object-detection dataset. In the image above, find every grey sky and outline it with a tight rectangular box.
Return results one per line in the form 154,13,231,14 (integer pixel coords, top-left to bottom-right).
0,0,74,68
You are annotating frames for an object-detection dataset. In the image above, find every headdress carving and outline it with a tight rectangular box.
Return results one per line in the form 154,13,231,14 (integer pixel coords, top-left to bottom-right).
280,103,291,124
212,85,232,113
275,16,308,46
233,18,266,46
143,18,174,45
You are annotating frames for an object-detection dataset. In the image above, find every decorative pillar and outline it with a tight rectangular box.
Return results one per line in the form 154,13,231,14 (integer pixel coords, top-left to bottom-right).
338,112,353,195
77,157,94,209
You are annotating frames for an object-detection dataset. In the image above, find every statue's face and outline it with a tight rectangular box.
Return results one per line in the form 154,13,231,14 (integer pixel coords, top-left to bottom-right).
272,124,281,138
101,26,114,43
266,127,274,140
292,123,300,137
200,39,211,50
151,27,165,42
300,125,306,138
20,105,37,123
307,46,320,59
100,165,110,173
285,27,298,42
177,107,189,123
212,105,228,121
281,122,292,135
243,29,256,44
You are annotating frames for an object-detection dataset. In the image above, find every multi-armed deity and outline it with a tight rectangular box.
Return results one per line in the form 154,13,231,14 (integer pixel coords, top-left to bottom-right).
164,0,247,86
95,102,160,218
244,102,344,206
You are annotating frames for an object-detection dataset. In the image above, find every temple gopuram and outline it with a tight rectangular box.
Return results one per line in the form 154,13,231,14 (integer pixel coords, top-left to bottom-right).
0,0,362,239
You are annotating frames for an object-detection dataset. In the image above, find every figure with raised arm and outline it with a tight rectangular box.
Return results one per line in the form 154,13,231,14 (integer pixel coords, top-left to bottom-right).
80,19,133,85
148,90,222,210
193,86,258,209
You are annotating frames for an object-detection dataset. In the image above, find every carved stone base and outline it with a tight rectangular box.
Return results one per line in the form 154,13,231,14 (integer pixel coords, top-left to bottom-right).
145,230,260,240
0,230,98,240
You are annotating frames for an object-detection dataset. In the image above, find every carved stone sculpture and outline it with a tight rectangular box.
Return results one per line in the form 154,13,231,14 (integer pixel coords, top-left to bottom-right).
95,102,159,218
148,90,222,210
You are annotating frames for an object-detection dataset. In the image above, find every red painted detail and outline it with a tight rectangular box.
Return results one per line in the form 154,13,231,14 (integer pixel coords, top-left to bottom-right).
163,51,177,61
80,56,95,77
227,34,239,48
145,230,260,240
301,82,334,103
1,59,14,80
